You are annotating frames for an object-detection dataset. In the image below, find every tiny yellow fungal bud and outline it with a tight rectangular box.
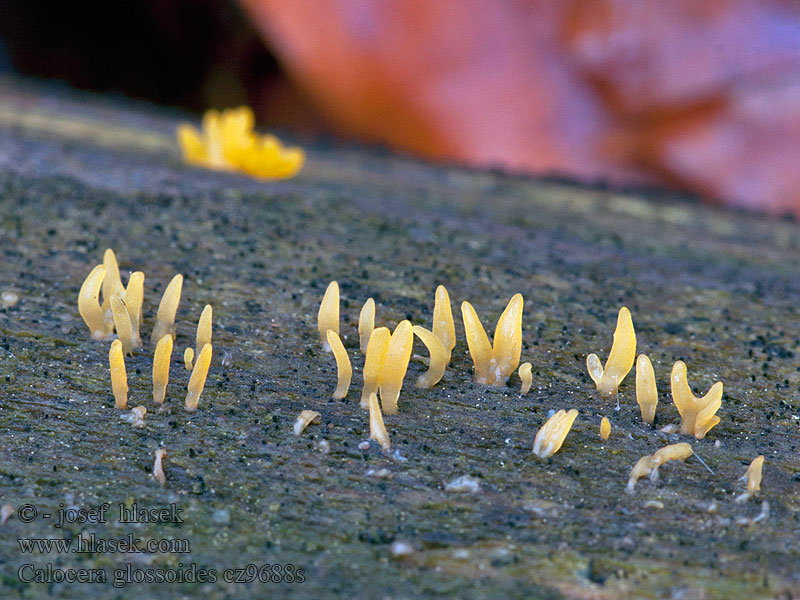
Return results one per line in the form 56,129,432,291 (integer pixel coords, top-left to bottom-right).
110,295,133,355
411,325,448,389
532,409,579,458
185,343,212,412
651,442,693,467
461,294,524,386
153,448,167,485
600,417,611,440
78,264,109,340
587,306,636,397
151,274,183,344
519,362,532,395
635,354,658,425
109,339,128,410
361,327,391,408
378,320,413,415
358,298,375,354
368,392,391,451
152,334,173,405
100,248,123,316
317,281,339,351
735,455,764,503
626,455,656,493
120,405,147,428
196,304,212,356
124,271,144,349
670,360,723,439
183,347,194,371
293,410,322,436
327,330,352,399
433,285,456,361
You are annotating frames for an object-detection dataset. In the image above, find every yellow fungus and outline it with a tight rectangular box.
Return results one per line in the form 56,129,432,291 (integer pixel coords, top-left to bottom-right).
100,248,123,318
153,448,167,486
652,442,693,467
461,294,523,386
361,327,391,408
195,304,212,356
327,330,352,399
432,285,456,361
109,339,128,410
532,409,579,458
293,410,322,436
378,320,413,415
735,455,764,503
358,298,375,354
626,455,656,493
183,347,194,371
411,325,448,389
78,264,110,340
110,295,133,355
368,392,391,451
600,417,611,440
185,343,212,412
151,274,183,344
124,271,144,349
152,334,173,405
177,106,304,179
586,307,636,397
635,354,658,425
317,281,339,351
670,360,723,439
519,362,532,395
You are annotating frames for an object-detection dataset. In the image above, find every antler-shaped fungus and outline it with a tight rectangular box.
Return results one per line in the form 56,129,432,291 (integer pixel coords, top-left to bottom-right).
587,307,636,397
670,360,723,439
461,294,523,386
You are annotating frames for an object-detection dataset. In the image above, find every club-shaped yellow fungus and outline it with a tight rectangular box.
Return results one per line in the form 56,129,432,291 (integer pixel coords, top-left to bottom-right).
293,410,321,436
432,285,456,361
519,362,533,394
110,295,134,355
411,325,448,389
79,264,110,339
153,448,167,486
586,307,636,397
735,455,764,503
361,327,390,408
183,347,194,370
378,320,413,415
177,106,304,179
100,249,123,320
461,294,523,386
195,304,212,356
326,330,352,399
317,281,339,351
151,274,183,344
368,392,391,451
635,354,658,425
124,271,144,349
626,442,693,493
185,343,212,412
109,339,128,410
532,409,579,458
600,417,611,440
670,360,723,439
152,334,173,405
358,298,375,354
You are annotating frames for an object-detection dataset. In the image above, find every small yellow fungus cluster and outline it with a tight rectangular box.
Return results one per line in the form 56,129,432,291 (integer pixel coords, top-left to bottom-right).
735,455,764,503
587,307,636,397
532,409,579,458
626,442,693,493
177,107,304,179
670,361,722,439
462,294,523,386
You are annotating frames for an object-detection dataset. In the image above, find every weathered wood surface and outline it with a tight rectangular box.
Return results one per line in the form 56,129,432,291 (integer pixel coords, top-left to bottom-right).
0,76,799,599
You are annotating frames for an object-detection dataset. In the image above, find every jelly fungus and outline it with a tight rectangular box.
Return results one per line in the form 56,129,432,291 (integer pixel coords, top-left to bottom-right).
358,298,375,354
461,294,523,386
411,325,448,389
368,392,391,451
361,327,390,409
109,339,128,410
519,362,532,395
532,409,578,458
586,307,636,397
195,304,212,356
670,360,723,439
635,354,658,425
317,281,339,351
735,455,764,503
152,334,173,406
185,343,212,411
293,410,322,436
600,417,611,440
78,264,110,340
327,330,352,399
378,320,414,415
151,274,183,344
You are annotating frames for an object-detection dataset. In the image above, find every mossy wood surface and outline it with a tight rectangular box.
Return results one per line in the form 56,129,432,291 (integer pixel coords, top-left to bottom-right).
0,77,799,599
